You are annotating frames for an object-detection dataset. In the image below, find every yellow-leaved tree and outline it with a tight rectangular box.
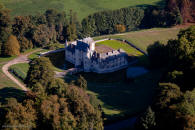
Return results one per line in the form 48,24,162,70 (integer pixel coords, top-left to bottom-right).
3,35,20,56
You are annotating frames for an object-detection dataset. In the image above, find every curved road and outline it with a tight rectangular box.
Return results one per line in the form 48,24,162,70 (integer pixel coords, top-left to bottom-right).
2,49,41,91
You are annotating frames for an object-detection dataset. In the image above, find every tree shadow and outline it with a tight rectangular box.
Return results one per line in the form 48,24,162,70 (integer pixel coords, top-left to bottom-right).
135,0,166,8
0,87,26,104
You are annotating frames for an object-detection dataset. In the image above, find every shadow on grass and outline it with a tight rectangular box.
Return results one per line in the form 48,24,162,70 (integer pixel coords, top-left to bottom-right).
0,87,26,104
45,51,74,70
75,55,161,123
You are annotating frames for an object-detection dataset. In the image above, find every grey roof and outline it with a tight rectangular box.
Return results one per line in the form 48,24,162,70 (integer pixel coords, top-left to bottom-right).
75,41,89,52
66,44,76,53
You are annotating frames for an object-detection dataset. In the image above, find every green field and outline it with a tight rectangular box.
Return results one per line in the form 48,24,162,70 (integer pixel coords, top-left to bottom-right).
96,40,143,56
0,57,25,103
9,63,30,81
83,69,163,121
94,27,185,52
1,0,163,20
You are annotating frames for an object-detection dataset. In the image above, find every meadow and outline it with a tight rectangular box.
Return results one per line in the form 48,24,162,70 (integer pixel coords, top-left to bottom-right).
1,0,162,20
94,27,184,52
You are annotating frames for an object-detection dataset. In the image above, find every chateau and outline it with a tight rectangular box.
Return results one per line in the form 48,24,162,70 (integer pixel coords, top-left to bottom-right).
65,37,128,73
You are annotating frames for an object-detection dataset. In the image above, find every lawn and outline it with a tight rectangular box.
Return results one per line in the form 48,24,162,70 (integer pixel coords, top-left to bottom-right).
94,27,185,52
9,63,30,81
1,0,163,21
96,40,143,56
84,69,163,122
28,49,49,60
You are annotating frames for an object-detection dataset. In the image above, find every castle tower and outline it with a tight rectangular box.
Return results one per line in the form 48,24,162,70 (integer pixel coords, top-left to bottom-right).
89,42,95,51
65,39,68,48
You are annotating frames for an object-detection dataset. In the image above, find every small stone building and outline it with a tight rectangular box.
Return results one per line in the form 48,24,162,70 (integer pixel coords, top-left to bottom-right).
65,37,128,73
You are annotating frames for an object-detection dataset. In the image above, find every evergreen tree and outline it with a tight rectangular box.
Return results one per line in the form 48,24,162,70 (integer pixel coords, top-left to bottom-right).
136,107,156,130
66,10,78,41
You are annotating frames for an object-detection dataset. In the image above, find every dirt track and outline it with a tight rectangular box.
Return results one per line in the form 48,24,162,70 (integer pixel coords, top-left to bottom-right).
2,49,41,91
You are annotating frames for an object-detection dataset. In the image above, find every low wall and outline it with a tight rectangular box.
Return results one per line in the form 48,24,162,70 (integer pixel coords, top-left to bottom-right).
40,48,65,56
95,38,147,56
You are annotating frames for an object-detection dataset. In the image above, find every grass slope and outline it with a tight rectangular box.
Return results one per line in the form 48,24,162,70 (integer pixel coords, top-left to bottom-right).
96,40,143,56
9,63,30,81
1,0,162,20
94,27,184,52
85,69,162,121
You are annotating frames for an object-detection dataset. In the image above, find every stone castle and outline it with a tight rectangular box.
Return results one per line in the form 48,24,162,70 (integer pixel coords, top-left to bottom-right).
65,37,128,73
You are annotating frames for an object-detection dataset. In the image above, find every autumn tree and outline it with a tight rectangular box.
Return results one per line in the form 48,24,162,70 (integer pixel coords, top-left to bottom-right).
1,98,37,129
2,35,20,56
39,95,77,129
115,24,126,33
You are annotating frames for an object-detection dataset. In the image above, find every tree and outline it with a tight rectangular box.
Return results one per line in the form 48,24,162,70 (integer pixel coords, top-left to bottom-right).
0,6,12,43
65,10,78,41
2,35,20,56
2,98,37,129
156,83,182,109
76,75,87,90
25,57,54,88
136,107,156,130
115,24,126,33
147,41,167,68
12,16,33,52
39,95,77,130
0,5,12,55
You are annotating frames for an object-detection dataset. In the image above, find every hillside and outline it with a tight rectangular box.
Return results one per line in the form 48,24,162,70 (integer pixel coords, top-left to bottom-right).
1,0,163,20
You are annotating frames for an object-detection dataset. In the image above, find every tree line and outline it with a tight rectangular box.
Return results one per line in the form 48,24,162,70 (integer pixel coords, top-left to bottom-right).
81,3,183,37
0,4,81,56
0,1,184,56
135,26,195,130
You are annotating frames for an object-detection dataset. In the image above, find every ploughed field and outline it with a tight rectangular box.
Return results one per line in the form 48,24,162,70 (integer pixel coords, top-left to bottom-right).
1,0,162,20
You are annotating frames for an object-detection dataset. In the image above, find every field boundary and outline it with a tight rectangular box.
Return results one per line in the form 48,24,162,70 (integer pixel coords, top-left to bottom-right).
95,38,147,56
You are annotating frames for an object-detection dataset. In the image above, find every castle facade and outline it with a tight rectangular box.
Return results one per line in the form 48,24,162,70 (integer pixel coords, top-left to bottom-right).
65,37,128,73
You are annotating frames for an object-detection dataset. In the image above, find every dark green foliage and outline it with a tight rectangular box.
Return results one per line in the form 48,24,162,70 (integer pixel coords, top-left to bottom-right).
76,75,87,90
156,83,182,109
12,16,34,52
136,107,156,130
147,41,167,68
0,6,12,55
25,57,54,88
143,26,195,130
82,6,181,37
82,7,145,36
9,67,26,81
